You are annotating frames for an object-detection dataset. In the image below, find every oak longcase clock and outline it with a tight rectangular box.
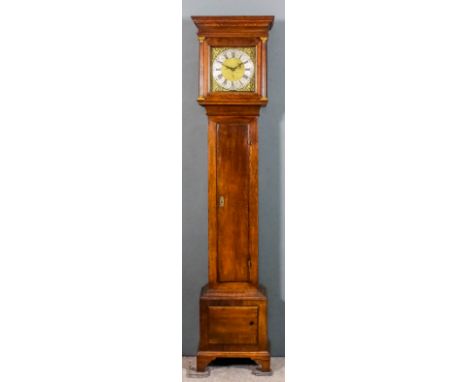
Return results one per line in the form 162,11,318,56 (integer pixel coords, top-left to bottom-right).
191,16,274,374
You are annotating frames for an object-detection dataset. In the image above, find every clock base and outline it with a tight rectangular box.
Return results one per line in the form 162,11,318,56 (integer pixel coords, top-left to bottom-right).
197,284,271,372
196,350,271,373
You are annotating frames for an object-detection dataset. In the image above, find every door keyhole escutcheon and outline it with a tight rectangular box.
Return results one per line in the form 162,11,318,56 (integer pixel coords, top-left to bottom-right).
219,196,224,207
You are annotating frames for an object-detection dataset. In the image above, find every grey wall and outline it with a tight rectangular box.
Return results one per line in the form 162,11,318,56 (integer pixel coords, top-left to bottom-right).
182,0,285,356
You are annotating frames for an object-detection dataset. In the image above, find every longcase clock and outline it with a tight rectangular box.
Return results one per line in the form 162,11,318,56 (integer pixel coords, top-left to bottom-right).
191,16,274,373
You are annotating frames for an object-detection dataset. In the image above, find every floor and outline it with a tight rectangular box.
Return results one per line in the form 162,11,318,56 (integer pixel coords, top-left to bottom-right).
182,357,285,381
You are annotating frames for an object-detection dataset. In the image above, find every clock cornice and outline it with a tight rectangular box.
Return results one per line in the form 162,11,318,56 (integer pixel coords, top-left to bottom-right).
191,15,274,36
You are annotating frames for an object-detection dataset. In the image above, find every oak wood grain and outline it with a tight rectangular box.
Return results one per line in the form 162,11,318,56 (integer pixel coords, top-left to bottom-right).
193,15,273,372
208,306,258,345
216,122,250,283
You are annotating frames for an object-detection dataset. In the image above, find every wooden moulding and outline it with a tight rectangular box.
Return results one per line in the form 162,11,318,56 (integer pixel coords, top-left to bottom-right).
200,95,267,109
200,284,267,300
192,15,274,37
204,104,262,116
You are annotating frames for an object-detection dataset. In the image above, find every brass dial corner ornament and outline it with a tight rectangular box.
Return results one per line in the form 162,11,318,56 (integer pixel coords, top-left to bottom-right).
210,47,256,92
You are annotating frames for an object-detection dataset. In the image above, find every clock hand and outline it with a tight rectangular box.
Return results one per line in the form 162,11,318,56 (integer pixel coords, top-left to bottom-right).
222,62,236,71
234,62,244,70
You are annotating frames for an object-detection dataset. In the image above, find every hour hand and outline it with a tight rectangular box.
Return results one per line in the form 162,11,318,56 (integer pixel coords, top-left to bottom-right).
222,63,236,71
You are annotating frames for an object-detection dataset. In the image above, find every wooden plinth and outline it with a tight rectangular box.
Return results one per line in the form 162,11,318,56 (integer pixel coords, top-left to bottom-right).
196,284,271,372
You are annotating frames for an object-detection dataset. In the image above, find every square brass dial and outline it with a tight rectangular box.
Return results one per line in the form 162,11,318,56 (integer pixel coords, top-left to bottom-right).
210,47,256,92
